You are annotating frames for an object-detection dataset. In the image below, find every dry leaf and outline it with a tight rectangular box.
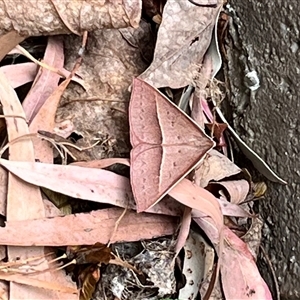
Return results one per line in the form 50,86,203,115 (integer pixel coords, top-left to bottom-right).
0,63,38,88
0,30,26,62
0,159,135,209
194,149,241,188
175,207,192,255
79,266,100,300
0,69,77,299
29,78,72,163
72,158,130,168
0,208,178,246
221,227,272,299
209,179,250,204
179,230,215,300
0,280,8,300
169,179,223,231
217,197,252,218
0,273,78,294
0,167,7,216
23,36,64,123
66,243,112,265
140,1,221,88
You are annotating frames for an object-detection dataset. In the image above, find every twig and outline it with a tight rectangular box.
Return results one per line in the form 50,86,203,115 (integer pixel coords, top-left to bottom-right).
107,208,128,247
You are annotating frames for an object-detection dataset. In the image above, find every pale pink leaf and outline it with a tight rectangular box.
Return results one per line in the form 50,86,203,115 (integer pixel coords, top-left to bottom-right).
0,167,7,216
221,227,272,299
0,69,77,299
23,36,64,123
0,208,178,246
0,159,135,208
169,179,223,231
175,206,192,255
0,63,38,89
29,78,71,163
0,273,78,294
217,197,252,218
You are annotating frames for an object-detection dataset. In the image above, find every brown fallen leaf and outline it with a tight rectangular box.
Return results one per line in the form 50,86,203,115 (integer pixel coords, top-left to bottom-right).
66,243,112,265
0,208,178,246
72,158,130,168
0,30,26,62
129,78,214,212
79,266,100,300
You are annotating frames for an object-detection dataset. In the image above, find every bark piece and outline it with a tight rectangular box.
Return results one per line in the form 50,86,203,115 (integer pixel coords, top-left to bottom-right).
0,0,141,36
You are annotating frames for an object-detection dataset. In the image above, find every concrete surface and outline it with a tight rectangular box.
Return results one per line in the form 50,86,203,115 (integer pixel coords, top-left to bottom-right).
225,1,300,298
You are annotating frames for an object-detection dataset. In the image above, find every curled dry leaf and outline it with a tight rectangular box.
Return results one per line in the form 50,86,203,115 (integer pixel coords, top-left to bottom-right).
217,197,252,218
129,78,214,212
79,266,100,300
0,0,141,36
209,179,250,204
174,207,192,255
0,208,178,246
194,149,241,188
179,229,215,300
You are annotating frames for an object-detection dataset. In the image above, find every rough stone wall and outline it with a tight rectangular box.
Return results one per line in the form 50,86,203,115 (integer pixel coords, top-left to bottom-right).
226,1,300,298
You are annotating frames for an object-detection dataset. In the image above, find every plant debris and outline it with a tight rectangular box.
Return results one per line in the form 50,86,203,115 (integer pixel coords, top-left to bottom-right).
0,0,284,299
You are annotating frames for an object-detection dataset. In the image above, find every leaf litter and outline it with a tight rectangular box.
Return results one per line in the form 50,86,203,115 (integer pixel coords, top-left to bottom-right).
0,0,285,299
